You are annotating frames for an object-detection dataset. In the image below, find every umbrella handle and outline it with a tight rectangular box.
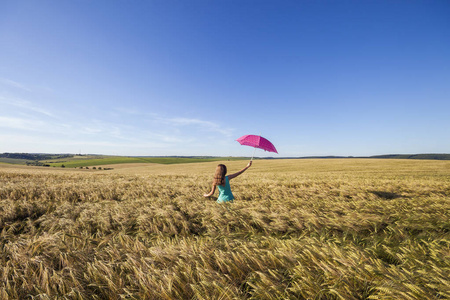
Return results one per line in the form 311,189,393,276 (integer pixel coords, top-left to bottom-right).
251,147,257,161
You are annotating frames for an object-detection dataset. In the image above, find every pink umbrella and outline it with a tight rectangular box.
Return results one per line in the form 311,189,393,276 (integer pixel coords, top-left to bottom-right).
236,134,278,160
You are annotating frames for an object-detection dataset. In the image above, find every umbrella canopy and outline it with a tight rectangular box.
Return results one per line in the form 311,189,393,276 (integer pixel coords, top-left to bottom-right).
236,135,278,159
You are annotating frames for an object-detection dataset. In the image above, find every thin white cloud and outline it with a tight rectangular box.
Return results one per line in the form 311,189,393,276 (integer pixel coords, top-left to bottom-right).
81,127,103,134
113,107,235,137
0,78,32,92
0,97,235,155
0,116,46,131
111,107,159,119
0,133,172,153
167,117,215,126
163,117,234,137
0,96,55,117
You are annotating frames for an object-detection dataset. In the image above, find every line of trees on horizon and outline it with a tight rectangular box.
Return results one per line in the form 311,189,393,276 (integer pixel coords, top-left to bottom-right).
0,153,72,161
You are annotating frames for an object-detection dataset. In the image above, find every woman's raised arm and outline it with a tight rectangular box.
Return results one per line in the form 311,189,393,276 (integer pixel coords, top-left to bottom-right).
228,161,252,180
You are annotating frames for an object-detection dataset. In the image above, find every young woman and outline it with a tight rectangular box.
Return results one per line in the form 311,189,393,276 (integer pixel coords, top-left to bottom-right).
203,161,252,203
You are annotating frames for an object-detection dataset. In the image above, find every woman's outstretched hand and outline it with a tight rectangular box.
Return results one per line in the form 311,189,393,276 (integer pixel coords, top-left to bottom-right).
247,161,252,168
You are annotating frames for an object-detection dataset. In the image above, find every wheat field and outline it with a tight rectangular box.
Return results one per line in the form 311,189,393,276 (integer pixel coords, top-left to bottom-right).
0,159,449,299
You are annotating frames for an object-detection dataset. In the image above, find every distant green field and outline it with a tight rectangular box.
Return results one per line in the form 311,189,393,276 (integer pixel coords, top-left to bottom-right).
0,158,29,165
47,156,247,168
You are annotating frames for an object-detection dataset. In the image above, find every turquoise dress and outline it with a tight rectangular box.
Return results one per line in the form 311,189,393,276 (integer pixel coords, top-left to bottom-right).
217,176,234,203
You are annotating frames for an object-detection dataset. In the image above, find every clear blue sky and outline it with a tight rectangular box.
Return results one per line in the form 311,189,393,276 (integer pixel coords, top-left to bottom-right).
1,0,449,157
